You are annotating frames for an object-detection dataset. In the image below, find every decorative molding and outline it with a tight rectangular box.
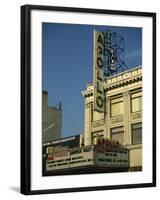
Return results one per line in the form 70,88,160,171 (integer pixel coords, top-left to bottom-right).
110,117,124,125
104,76,142,92
131,112,142,121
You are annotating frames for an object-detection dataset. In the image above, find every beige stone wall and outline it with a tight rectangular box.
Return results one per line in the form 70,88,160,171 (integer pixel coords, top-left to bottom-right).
129,146,142,168
82,66,142,169
84,103,92,146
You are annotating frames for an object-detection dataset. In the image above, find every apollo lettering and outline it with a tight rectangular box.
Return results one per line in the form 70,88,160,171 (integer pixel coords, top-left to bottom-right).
93,31,104,112
97,138,120,147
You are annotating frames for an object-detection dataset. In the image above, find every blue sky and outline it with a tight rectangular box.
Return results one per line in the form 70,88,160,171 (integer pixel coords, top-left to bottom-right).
42,23,142,138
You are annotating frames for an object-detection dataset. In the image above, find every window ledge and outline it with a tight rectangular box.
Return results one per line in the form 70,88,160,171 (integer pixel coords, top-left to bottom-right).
126,144,142,149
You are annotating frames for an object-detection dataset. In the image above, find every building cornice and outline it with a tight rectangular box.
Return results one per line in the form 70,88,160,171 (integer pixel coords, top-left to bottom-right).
82,66,142,98
104,75,142,92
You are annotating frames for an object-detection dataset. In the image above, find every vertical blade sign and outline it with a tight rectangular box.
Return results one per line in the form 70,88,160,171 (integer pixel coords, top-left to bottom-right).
93,30,104,112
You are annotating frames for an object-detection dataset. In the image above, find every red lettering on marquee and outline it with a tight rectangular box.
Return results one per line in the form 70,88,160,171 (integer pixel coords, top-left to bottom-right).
97,138,120,147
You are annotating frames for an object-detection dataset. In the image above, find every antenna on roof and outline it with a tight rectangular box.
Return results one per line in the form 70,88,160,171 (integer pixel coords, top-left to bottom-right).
54,101,62,111
104,29,128,78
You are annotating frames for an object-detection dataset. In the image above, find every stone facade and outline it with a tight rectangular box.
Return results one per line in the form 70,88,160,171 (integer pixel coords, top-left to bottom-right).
42,91,62,143
82,66,142,170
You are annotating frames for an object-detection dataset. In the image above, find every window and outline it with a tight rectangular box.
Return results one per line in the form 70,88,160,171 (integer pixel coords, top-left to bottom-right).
131,92,142,113
110,97,124,117
132,123,142,145
92,131,103,144
46,146,53,154
111,126,124,145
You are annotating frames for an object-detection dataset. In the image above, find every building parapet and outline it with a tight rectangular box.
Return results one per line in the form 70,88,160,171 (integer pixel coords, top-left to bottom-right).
82,66,142,98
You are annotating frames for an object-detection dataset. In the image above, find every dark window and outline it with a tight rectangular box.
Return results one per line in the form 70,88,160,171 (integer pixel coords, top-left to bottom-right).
92,131,103,144
111,126,124,145
132,123,142,145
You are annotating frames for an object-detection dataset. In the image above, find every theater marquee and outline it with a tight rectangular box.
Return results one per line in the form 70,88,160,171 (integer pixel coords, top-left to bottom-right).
93,30,104,112
21,5,156,194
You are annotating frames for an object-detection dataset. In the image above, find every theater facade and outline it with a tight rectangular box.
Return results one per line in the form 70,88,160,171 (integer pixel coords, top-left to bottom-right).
82,66,142,171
